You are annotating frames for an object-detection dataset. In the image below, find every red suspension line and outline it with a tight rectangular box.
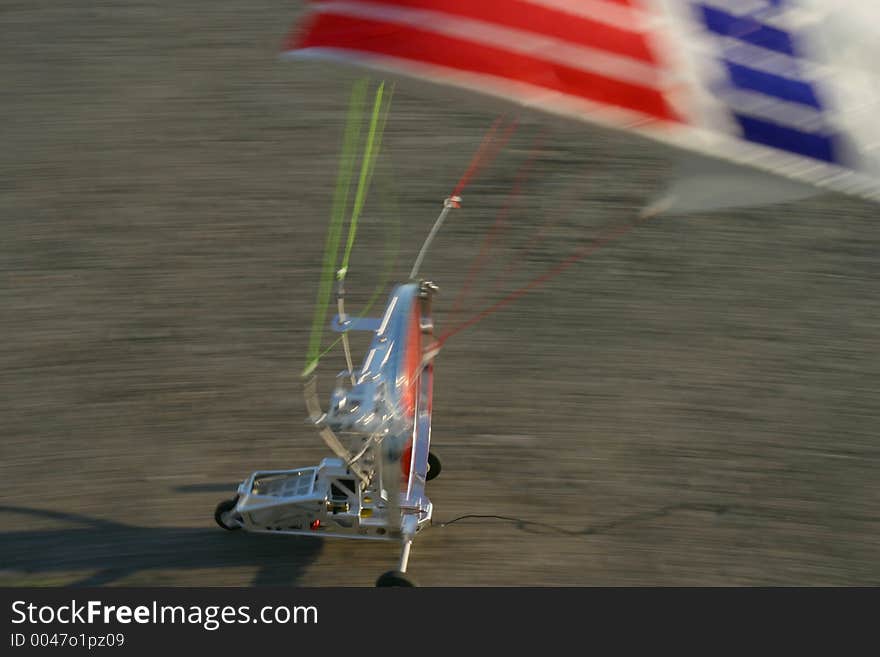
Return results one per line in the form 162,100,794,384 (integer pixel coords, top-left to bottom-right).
451,116,518,198
448,131,545,323
439,216,645,346
486,167,599,300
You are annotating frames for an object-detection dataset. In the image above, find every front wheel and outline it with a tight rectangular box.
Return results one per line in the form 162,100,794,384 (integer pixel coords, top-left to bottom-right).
376,570,417,587
214,496,241,531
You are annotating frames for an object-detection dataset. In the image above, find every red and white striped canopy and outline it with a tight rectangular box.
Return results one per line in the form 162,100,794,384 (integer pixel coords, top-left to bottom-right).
283,0,880,203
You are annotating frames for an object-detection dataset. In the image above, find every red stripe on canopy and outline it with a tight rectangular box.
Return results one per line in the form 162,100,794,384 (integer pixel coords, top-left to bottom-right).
288,12,680,122
304,0,658,64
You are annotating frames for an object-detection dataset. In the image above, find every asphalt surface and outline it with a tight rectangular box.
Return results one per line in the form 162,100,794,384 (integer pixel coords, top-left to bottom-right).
2,1,878,586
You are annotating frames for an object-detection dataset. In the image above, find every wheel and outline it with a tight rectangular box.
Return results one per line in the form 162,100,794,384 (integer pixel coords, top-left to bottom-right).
376,570,417,587
426,451,441,481
214,496,241,531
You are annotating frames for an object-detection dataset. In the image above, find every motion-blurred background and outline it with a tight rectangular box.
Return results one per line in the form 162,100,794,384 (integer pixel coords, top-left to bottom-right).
2,1,878,585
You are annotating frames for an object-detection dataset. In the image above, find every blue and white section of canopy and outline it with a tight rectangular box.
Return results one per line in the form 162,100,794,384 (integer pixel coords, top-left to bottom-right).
648,0,880,210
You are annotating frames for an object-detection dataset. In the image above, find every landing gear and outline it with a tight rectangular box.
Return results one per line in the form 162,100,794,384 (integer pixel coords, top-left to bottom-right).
426,451,441,481
376,570,417,587
214,496,241,531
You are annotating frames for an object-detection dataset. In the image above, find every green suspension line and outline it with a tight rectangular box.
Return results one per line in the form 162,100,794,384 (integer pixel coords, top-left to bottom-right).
303,79,393,377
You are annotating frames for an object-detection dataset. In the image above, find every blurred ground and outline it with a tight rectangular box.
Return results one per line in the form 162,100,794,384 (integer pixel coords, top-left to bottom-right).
1,1,878,586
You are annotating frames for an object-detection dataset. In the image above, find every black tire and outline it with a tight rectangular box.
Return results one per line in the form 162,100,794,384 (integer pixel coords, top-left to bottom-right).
426,451,441,481
376,570,417,587
214,496,241,531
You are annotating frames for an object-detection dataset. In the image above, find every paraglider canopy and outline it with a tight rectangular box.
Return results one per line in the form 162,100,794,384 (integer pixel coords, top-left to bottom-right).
284,0,880,206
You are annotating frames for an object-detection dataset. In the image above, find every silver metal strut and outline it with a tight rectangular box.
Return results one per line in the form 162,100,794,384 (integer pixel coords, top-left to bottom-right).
409,196,461,280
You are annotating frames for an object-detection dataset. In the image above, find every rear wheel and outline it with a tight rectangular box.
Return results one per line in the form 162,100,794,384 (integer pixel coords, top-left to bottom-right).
214,496,241,531
426,451,442,481
376,570,417,587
